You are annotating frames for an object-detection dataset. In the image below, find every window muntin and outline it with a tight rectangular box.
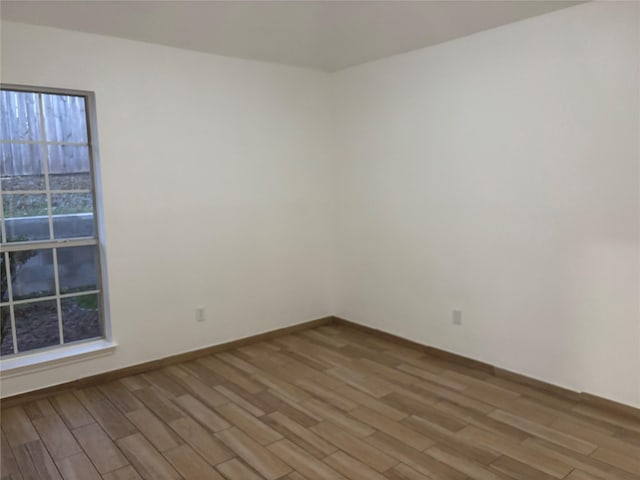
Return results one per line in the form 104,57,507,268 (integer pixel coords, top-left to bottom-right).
0,87,106,357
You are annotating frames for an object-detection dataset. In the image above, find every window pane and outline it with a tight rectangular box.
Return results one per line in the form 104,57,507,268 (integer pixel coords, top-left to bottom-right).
14,299,59,352
0,90,41,141
1,253,7,303
10,249,55,300
3,194,50,242
50,172,92,191
1,306,14,356
51,192,93,214
3,192,48,217
57,245,98,294
1,143,46,190
48,145,91,189
42,94,87,143
1,88,106,354
62,294,100,343
51,193,94,239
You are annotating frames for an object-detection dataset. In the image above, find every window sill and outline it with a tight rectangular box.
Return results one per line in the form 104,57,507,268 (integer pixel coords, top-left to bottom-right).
0,339,117,379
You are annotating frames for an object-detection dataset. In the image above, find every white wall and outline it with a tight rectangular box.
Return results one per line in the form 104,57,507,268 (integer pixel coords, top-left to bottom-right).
2,1,639,408
1,21,334,397
332,1,640,407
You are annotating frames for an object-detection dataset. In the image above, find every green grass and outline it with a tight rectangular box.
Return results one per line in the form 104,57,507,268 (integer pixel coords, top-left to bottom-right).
74,295,98,309
2,174,93,217
3,194,93,217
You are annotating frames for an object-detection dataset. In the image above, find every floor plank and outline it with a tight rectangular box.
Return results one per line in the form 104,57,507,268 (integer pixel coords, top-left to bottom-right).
268,438,347,480
214,402,282,445
164,366,228,408
31,413,82,460
425,445,511,480
310,420,397,472
23,399,56,421
263,411,336,459
350,406,434,450
590,446,640,475
12,440,62,480
74,388,137,440
98,382,145,414
489,455,557,480
55,452,101,480
324,450,388,480
133,387,185,423
173,394,230,433
168,416,234,466
0,431,23,480
458,425,574,479
2,324,639,480
71,422,129,474
365,431,467,480
1,407,39,448
101,465,143,480
116,433,181,480
384,462,433,480
163,444,225,479
217,427,291,480
488,409,597,454
126,408,182,452
215,458,265,480
50,394,94,430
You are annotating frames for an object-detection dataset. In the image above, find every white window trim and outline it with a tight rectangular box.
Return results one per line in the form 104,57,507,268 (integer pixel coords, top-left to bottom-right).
0,338,117,378
1,84,112,360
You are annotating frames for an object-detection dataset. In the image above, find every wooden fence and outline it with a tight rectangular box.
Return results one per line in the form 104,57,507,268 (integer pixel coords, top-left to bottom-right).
1,91,90,176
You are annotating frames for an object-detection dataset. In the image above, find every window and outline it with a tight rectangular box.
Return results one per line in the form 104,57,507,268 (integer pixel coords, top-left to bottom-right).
0,86,108,358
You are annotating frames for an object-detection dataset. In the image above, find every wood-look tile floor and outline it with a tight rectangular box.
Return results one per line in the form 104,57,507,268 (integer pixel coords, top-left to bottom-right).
2,324,639,480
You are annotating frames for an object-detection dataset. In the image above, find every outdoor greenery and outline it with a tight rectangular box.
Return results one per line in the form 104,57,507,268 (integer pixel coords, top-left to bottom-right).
3,193,93,217
1,92,100,355
0,248,36,348
74,294,98,310
1,173,93,217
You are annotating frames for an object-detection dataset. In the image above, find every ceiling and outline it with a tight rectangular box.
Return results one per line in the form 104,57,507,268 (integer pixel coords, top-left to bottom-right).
0,1,584,72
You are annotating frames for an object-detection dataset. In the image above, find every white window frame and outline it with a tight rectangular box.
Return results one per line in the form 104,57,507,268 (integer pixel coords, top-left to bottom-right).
0,85,112,368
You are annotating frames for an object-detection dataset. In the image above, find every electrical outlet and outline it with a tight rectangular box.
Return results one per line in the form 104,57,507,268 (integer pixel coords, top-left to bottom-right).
452,309,462,326
196,306,206,322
